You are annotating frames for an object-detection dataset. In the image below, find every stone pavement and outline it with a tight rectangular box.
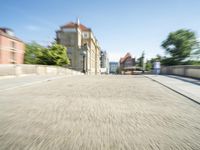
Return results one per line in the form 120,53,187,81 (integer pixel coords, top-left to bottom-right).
145,75,200,104
0,75,200,150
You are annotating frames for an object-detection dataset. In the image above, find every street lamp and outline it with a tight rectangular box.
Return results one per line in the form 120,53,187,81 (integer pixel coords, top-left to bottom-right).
82,43,88,74
82,50,86,73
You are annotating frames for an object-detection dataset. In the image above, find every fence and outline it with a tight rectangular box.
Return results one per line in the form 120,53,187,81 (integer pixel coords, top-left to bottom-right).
161,65,200,79
0,64,83,77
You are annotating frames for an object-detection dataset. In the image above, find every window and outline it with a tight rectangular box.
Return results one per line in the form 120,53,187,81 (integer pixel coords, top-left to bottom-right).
82,32,89,39
84,33,87,38
67,47,72,54
10,41,16,50
10,51,16,63
70,38,75,45
57,33,61,40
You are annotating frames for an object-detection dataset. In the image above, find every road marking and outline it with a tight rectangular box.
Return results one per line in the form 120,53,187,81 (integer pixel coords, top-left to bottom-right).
0,76,67,92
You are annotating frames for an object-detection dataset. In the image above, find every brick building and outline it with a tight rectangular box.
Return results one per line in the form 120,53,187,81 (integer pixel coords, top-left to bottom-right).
0,28,25,64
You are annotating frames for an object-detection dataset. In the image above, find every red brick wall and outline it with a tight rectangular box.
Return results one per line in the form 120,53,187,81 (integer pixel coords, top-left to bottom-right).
0,35,25,64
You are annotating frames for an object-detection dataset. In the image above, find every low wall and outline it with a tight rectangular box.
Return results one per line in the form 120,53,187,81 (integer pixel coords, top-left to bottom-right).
0,64,83,77
161,65,200,79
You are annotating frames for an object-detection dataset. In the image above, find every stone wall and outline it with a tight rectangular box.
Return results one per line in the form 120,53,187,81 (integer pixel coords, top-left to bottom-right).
0,64,83,77
161,65,200,79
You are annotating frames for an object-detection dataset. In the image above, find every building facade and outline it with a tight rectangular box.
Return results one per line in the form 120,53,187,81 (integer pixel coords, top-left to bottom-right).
56,20,100,75
0,28,24,64
119,52,136,74
100,50,109,74
109,62,119,74
120,53,136,69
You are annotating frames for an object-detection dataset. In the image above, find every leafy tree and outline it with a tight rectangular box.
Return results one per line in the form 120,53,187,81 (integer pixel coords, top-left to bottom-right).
182,60,200,65
191,49,200,60
137,51,145,68
149,54,162,64
116,67,121,74
40,44,70,66
24,42,70,66
145,60,152,71
24,42,44,64
145,55,162,71
161,29,200,65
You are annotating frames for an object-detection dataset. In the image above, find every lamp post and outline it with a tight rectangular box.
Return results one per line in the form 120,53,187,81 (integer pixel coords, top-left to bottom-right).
82,50,86,73
82,43,88,74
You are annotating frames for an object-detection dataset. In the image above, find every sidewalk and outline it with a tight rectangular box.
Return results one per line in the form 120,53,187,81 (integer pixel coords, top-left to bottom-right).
145,75,200,104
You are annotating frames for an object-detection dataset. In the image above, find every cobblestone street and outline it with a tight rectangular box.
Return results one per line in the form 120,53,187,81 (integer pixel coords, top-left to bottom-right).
0,75,200,150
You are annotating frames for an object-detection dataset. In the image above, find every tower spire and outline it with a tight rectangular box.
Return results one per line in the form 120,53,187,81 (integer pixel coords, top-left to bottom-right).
77,17,80,25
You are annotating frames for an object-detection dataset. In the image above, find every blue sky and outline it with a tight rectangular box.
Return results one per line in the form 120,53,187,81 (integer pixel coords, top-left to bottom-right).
1,0,200,61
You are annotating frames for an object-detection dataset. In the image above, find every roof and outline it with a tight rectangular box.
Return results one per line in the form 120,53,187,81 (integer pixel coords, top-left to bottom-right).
120,52,132,63
0,28,23,42
61,22,91,31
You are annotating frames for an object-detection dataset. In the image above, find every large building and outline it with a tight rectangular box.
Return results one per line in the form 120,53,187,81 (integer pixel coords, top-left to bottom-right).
56,20,101,75
100,50,109,74
0,28,24,64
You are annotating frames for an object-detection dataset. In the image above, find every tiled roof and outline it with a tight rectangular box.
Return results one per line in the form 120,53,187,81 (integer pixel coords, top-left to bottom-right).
79,24,91,31
120,53,132,63
61,22,91,31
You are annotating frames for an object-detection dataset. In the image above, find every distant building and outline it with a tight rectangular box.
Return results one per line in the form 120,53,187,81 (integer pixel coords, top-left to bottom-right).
109,62,118,74
100,50,109,74
56,19,100,75
120,53,136,69
119,53,136,74
0,28,24,64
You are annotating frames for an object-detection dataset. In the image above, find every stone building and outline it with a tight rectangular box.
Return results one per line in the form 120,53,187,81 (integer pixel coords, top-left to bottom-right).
56,20,100,75
0,28,24,64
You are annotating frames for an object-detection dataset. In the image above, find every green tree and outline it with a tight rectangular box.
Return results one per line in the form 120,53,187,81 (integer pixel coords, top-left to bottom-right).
116,67,121,74
191,49,200,60
145,55,162,71
161,29,200,65
145,60,152,71
137,51,145,68
24,42,70,66
40,44,70,66
24,42,44,64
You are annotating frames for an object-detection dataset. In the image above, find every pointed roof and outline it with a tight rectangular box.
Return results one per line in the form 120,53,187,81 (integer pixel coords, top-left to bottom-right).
61,22,91,31
120,52,132,63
